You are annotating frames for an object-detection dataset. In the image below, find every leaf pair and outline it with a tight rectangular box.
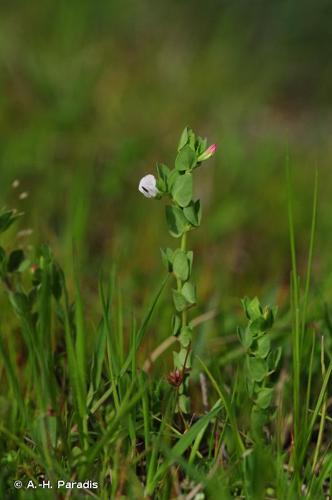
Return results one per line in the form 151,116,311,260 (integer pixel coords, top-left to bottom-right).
172,282,197,312
165,203,201,238
161,248,193,279
177,126,208,158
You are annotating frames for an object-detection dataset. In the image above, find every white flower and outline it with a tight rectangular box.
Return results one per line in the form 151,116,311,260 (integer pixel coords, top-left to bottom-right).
138,174,158,198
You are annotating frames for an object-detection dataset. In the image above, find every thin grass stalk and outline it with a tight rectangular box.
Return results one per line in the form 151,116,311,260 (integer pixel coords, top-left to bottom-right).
312,336,327,473
305,330,316,429
286,162,301,483
197,356,245,456
300,169,318,350
62,279,88,450
300,356,332,466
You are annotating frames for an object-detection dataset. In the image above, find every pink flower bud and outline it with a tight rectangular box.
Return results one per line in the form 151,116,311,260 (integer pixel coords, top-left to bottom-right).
207,144,217,155
197,143,217,162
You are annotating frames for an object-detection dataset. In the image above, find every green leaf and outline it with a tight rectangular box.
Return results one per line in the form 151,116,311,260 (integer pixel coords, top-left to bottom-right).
172,314,181,336
172,289,188,312
242,296,262,321
173,347,191,369
167,169,180,192
187,129,196,150
255,335,271,358
247,357,267,382
255,387,274,409
238,326,253,349
7,250,25,273
196,135,207,155
246,377,255,397
18,259,31,273
9,292,31,317
178,394,190,413
156,164,170,193
262,306,276,329
165,206,189,238
0,209,21,234
175,145,196,172
179,326,192,347
160,247,174,272
177,127,189,151
51,262,63,300
183,200,201,227
267,347,282,371
172,173,193,208
181,282,196,305
172,400,222,455
173,250,189,281
250,317,268,335
197,356,245,455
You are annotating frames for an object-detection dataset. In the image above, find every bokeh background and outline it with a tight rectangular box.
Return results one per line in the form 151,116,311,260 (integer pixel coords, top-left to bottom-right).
1,0,332,343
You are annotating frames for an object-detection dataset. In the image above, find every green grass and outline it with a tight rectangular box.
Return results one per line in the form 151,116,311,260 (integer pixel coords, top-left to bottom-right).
1,1,332,498
1,165,332,499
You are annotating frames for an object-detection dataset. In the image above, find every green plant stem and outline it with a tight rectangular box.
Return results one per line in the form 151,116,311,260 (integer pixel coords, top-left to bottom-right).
181,232,187,252
181,232,188,330
175,231,191,412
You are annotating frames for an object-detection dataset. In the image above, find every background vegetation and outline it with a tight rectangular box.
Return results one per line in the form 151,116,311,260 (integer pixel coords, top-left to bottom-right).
1,1,332,498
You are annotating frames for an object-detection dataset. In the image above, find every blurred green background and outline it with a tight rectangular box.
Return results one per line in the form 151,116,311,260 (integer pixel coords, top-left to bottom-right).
1,0,332,323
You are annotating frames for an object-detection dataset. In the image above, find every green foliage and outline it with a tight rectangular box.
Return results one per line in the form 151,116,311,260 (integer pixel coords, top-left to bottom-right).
160,247,174,272
172,249,190,280
156,164,170,193
179,326,192,347
183,200,202,227
165,205,189,237
175,145,197,171
0,2,331,496
7,250,25,273
172,172,193,208
172,288,189,312
172,283,196,312
0,209,22,235
141,128,216,412
171,314,181,336
181,281,196,305
0,166,331,499
238,296,280,441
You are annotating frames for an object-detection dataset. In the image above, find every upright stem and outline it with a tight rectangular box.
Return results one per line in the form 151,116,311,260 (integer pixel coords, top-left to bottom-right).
181,232,187,329
181,232,187,251
174,230,192,413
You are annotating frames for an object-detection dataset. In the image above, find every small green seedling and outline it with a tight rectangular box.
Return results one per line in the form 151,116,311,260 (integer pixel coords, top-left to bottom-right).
238,296,281,441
